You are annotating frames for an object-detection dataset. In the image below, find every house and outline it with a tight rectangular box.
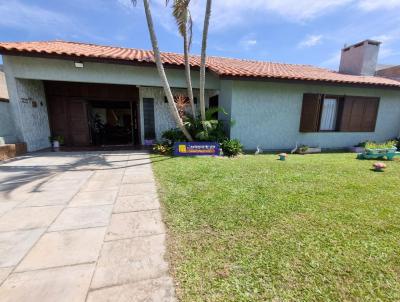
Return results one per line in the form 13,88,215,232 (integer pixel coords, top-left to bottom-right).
0,64,18,145
376,64,400,81
0,39,399,152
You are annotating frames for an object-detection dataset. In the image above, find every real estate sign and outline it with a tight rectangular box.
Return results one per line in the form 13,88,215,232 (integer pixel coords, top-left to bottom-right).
173,142,220,156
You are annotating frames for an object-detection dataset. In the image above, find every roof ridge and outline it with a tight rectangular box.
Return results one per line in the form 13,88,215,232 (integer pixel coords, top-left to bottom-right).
2,39,328,70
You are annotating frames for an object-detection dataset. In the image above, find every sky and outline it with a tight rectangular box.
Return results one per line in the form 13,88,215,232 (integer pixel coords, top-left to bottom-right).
1,0,400,69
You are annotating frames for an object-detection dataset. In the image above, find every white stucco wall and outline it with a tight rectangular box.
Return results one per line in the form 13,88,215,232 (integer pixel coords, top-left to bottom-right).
13,79,50,151
0,101,18,144
3,56,220,90
229,80,400,150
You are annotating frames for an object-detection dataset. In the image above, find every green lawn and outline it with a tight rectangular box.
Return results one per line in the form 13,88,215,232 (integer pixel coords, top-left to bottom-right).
151,153,400,302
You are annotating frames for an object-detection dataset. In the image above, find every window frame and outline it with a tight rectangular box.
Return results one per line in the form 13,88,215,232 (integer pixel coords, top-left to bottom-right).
299,93,379,133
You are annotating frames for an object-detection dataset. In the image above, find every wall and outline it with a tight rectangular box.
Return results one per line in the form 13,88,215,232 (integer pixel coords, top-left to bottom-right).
3,56,220,90
0,68,18,144
218,80,233,136
13,79,50,151
0,101,18,144
230,80,400,150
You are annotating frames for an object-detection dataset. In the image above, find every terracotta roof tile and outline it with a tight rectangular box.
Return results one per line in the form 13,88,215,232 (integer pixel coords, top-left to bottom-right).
0,40,399,88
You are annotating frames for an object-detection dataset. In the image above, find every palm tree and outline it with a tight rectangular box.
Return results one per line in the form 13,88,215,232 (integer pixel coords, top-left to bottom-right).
169,0,196,118
132,0,193,141
199,0,212,122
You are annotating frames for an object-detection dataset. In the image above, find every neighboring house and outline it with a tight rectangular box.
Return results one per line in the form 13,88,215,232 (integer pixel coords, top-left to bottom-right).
0,39,400,152
376,65,400,81
0,64,18,145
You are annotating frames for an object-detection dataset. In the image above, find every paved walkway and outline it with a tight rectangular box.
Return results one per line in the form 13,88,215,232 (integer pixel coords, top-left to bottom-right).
0,151,175,302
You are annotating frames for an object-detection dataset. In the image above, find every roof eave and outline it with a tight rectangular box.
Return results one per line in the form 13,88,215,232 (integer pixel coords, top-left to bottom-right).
219,74,400,90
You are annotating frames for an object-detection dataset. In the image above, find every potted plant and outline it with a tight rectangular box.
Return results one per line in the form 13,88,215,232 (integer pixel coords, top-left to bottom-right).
373,162,386,172
278,153,287,161
49,135,64,152
365,140,397,155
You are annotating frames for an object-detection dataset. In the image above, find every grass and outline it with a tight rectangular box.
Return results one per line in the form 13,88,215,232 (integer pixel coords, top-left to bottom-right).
151,153,400,301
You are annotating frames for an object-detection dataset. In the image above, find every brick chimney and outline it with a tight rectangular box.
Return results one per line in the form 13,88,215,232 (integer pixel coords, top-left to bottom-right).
339,40,381,76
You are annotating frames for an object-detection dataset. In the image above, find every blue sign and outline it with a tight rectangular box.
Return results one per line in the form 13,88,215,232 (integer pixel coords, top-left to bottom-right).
173,142,220,156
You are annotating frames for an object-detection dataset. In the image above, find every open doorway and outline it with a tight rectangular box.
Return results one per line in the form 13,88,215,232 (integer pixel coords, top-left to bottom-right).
45,81,140,147
89,101,134,146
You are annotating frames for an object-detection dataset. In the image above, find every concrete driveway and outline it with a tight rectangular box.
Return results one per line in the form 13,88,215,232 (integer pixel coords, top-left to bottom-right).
0,151,175,302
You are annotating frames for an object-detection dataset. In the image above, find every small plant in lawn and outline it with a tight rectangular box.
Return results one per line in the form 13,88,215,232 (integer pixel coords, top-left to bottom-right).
299,145,309,154
153,142,173,155
221,139,243,157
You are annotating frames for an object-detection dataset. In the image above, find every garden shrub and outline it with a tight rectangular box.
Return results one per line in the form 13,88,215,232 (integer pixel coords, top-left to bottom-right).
221,139,243,157
153,142,173,155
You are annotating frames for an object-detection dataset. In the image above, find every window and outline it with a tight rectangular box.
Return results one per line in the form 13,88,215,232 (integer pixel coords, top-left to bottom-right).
143,98,156,140
299,93,379,133
319,98,338,131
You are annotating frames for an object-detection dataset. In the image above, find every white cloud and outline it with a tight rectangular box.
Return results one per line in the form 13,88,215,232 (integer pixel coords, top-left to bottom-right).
0,0,71,30
298,35,323,48
240,38,257,50
189,0,353,31
357,0,400,11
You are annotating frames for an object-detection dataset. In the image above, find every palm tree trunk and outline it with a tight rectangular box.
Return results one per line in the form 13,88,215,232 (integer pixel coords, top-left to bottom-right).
183,33,196,118
199,0,212,122
142,0,193,141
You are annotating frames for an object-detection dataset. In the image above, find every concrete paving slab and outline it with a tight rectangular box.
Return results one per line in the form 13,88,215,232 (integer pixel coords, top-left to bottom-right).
81,180,120,192
0,206,63,232
118,183,157,196
0,201,21,217
0,229,45,267
105,210,165,241
0,268,13,285
0,150,175,301
91,234,169,288
40,179,84,191
122,174,154,184
16,227,106,272
69,191,118,207
49,205,113,232
87,276,176,302
18,190,77,207
0,263,95,302
113,194,159,213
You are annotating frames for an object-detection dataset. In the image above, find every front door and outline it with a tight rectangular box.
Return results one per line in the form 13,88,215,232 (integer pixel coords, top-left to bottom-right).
48,97,90,146
68,99,90,146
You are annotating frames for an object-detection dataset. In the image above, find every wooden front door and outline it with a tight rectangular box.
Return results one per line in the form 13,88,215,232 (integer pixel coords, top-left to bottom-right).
48,97,90,146
67,99,90,146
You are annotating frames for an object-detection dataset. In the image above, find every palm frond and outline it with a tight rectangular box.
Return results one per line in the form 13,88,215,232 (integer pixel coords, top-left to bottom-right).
170,0,192,43
130,0,137,6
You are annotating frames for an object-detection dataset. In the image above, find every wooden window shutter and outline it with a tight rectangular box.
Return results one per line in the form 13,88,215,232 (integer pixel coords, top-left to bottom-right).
339,96,379,132
361,97,379,131
299,93,323,132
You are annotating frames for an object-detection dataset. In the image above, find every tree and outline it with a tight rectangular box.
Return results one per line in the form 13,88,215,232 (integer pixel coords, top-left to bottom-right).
169,0,196,118
132,0,193,141
199,0,212,122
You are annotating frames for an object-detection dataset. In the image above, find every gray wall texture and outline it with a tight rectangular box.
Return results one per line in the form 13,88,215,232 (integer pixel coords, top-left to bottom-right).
229,80,400,150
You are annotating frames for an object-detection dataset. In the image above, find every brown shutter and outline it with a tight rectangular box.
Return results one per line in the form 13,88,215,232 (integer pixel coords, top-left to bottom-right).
361,97,379,131
299,93,322,132
339,96,379,132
